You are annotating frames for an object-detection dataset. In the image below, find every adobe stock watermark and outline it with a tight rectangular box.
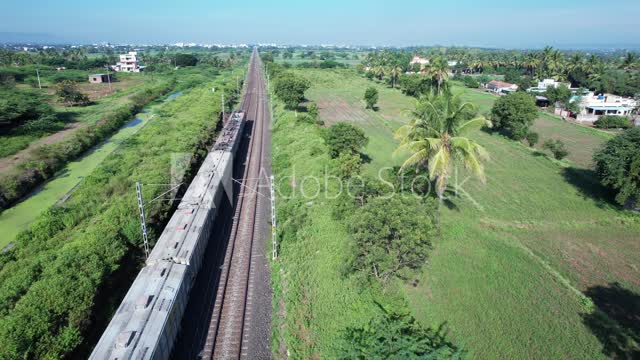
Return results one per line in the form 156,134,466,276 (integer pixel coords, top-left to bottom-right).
260,165,483,210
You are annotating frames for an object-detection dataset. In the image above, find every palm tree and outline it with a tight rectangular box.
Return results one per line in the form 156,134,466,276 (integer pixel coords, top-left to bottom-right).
387,65,403,88
621,52,639,70
426,56,449,93
394,92,491,202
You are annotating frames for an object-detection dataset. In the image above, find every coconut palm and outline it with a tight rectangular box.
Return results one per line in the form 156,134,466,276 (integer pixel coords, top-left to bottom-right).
426,56,449,93
621,52,639,70
387,65,403,88
394,92,491,202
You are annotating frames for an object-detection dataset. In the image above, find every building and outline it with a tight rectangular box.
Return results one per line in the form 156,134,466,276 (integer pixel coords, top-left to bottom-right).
89,73,114,83
485,80,518,94
527,79,570,93
574,92,638,123
409,55,430,66
113,51,142,72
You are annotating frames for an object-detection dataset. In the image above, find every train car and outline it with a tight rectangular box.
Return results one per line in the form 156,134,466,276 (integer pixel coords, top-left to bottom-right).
90,111,246,360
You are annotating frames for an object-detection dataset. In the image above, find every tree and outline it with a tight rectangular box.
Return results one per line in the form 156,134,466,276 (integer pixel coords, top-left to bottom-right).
543,139,569,160
545,84,572,109
594,128,640,208
335,152,363,179
593,115,632,129
55,80,90,107
490,92,538,140
395,92,491,201
340,304,462,359
348,196,436,284
427,56,449,93
173,53,198,67
323,122,368,158
307,102,319,120
0,88,53,130
273,73,310,110
364,86,378,110
525,132,539,147
387,65,402,88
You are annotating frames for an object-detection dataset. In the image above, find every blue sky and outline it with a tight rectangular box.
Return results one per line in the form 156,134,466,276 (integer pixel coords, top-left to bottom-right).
2,0,640,48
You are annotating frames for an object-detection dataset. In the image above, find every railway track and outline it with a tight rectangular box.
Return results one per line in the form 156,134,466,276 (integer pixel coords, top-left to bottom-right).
201,49,269,359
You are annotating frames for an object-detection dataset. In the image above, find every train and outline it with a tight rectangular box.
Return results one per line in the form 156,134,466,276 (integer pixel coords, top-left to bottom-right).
90,111,246,360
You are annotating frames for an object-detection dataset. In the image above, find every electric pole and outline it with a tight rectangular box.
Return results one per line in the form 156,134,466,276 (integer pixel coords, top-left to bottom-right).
105,65,112,92
36,69,42,89
136,182,150,259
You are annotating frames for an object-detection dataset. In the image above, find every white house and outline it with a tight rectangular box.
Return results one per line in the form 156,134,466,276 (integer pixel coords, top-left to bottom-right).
485,80,518,94
527,79,569,93
409,56,430,66
113,52,142,72
574,92,638,123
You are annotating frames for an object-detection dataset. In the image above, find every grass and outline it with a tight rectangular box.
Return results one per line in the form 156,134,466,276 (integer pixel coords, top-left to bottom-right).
271,102,379,358
294,68,415,174
295,69,640,359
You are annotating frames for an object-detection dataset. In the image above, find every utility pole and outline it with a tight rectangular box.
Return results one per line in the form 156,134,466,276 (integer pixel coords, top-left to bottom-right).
221,92,225,120
36,69,42,89
136,182,150,259
270,175,277,260
105,65,112,92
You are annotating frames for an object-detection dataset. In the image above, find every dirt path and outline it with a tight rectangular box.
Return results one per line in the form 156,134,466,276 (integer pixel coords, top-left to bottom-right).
0,122,85,172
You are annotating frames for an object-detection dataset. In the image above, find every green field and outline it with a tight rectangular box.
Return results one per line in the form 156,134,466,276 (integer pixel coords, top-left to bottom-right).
294,69,640,358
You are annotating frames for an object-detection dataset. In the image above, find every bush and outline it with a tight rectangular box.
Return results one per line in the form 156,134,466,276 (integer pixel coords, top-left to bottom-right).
490,92,538,140
593,115,632,129
273,72,310,110
322,122,368,158
55,80,90,106
348,196,437,284
0,88,54,130
525,132,539,147
594,128,640,207
340,304,462,359
462,75,479,88
364,86,378,109
543,139,569,160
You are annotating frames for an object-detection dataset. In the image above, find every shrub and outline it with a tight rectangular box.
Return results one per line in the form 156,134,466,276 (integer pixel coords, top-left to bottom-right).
364,86,378,109
593,115,632,129
462,75,479,88
525,132,539,147
490,92,538,140
340,304,462,359
348,196,437,284
543,139,569,160
594,128,640,207
322,122,368,158
55,80,90,106
273,72,310,110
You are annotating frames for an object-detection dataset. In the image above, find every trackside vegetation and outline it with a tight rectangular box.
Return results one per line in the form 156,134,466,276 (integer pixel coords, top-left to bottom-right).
0,78,176,211
0,66,241,358
266,60,461,358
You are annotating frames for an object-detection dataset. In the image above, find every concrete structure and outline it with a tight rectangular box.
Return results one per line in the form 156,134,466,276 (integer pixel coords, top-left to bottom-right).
410,55,430,66
485,80,518,94
88,73,113,84
113,51,142,72
573,92,638,123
